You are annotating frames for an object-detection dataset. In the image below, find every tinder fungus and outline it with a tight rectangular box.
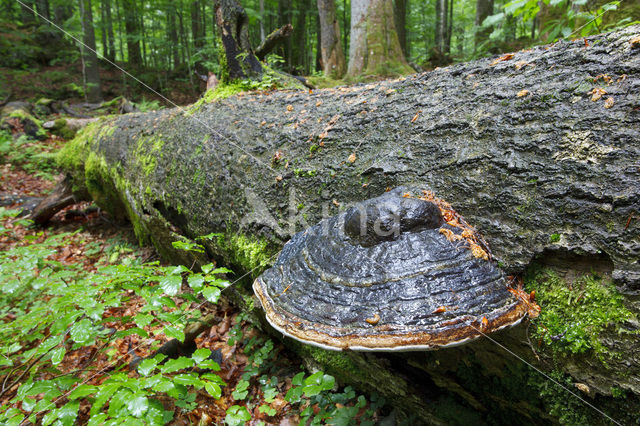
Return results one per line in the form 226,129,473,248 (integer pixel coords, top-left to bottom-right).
253,188,528,351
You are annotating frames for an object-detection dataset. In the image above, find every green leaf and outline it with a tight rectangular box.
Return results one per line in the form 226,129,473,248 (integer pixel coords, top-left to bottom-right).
225,405,251,426
202,373,226,385
187,274,205,291
259,404,276,416
137,358,159,376
68,384,98,400
127,395,149,417
70,318,95,345
50,347,65,365
192,348,211,363
482,12,504,27
159,275,182,296
292,372,305,386
174,373,204,388
87,413,108,426
199,359,221,371
232,379,250,400
285,386,303,403
201,286,221,303
263,386,278,403
160,356,194,373
164,325,185,343
302,372,335,397
134,313,154,328
204,382,222,398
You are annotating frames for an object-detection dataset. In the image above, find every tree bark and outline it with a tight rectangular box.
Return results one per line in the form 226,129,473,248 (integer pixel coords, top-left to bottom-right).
104,0,115,61
347,0,412,77
214,0,262,82
317,0,346,77
122,0,142,67
254,24,294,61
79,0,103,102
475,0,493,49
167,2,180,69
393,0,407,57
58,27,640,423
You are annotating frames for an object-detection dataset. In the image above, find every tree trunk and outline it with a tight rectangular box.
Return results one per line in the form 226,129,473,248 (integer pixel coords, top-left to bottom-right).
347,0,412,77
278,0,293,70
191,0,202,49
35,0,50,23
57,27,640,424
20,0,36,25
259,0,265,41
122,0,142,67
167,2,180,69
317,0,346,77
214,0,263,82
79,0,103,102
104,0,115,61
475,0,493,49
446,0,453,54
393,0,407,56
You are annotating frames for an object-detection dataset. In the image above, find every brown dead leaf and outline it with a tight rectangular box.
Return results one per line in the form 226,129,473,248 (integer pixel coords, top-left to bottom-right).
286,105,293,112
604,97,614,109
411,110,421,123
630,35,640,48
491,53,514,66
517,89,530,97
275,175,283,182
332,199,340,207
315,101,322,107
260,120,266,127
590,87,607,102
514,61,528,70
348,153,356,163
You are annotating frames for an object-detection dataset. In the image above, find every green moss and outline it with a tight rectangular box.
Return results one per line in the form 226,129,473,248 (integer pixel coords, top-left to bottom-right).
8,110,47,139
132,135,165,176
525,267,634,361
214,233,275,276
549,233,561,243
528,370,593,425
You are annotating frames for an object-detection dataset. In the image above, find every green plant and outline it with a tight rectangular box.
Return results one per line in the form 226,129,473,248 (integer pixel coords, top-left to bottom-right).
0,216,229,424
0,132,59,181
525,267,634,360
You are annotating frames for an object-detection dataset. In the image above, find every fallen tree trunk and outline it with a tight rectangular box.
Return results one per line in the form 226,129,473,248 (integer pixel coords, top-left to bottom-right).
58,26,640,423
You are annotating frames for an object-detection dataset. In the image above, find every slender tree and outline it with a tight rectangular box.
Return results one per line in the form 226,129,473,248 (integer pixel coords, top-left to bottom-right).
20,0,36,25
317,0,345,77
393,0,407,56
35,0,50,23
104,0,115,61
475,0,493,49
122,0,142,67
167,1,180,69
79,0,103,102
347,0,412,77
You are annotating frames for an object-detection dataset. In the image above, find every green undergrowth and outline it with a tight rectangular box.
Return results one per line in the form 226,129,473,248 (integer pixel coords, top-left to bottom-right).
524,267,634,362
0,210,232,425
0,130,58,181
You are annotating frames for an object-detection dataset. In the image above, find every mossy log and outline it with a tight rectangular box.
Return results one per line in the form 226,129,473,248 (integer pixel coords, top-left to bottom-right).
58,26,640,424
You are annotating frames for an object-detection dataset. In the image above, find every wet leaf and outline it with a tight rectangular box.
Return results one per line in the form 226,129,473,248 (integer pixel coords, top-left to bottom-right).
604,97,614,109
590,87,607,101
347,153,356,163
517,89,530,97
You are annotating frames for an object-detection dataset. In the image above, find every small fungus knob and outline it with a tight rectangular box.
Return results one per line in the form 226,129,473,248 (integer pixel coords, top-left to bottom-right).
344,194,443,247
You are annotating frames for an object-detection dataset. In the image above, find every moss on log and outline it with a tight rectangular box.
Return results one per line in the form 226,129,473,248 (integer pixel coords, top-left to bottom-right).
58,26,640,424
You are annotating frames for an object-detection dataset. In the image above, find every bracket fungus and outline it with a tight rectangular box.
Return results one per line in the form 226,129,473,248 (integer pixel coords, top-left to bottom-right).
253,188,530,351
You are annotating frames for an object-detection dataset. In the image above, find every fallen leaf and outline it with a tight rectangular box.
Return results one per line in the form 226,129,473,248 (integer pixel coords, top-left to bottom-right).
604,97,614,109
315,101,322,107
590,87,607,102
630,35,640,48
517,89,530,97
514,61,528,70
275,176,283,182
491,53,514,66
286,105,293,112
348,153,356,163
411,111,421,123
332,199,340,207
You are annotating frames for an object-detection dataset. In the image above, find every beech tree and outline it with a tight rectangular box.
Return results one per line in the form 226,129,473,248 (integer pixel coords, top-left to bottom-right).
79,0,103,102
347,0,412,77
317,0,346,77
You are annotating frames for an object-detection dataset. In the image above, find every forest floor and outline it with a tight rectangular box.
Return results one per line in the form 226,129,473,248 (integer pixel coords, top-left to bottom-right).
0,106,383,424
